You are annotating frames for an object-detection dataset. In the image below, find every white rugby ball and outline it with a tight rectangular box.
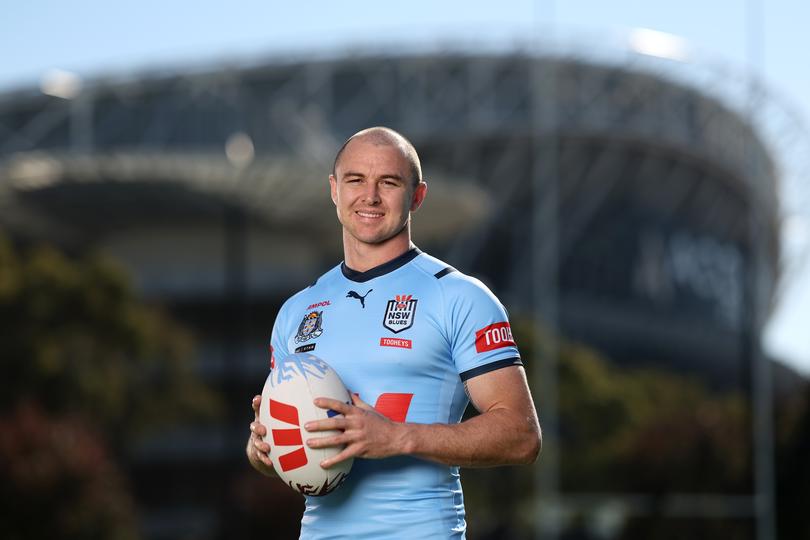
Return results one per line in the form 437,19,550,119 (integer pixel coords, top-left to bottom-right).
259,352,353,496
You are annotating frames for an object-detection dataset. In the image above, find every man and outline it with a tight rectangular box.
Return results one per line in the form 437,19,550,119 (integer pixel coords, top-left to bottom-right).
247,127,541,538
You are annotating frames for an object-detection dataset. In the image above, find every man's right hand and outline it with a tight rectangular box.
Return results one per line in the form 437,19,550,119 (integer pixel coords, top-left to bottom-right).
247,394,277,477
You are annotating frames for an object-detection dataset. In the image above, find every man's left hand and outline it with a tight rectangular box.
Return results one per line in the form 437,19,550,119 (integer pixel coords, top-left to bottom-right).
305,393,407,468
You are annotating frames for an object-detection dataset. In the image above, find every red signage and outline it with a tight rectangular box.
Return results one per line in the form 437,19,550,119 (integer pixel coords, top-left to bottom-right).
474,322,515,353
380,337,412,349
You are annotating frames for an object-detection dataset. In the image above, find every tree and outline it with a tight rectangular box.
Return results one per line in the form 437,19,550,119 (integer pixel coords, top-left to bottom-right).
0,403,139,540
462,318,752,539
0,232,221,537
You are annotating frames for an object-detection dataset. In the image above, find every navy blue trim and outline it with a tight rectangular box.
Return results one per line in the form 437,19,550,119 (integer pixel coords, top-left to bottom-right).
341,248,421,283
459,357,523,382
434,266,456,279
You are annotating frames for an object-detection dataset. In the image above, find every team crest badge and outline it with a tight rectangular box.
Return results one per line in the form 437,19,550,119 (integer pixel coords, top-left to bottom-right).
295,311,324,343
382,294,417,334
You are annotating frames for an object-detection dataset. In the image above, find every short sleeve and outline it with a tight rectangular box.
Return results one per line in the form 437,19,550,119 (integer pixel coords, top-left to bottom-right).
269,299,294,370
445,276,522,381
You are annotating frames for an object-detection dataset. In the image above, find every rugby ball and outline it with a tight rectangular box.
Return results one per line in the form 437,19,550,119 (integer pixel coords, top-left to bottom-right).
259,353,353,496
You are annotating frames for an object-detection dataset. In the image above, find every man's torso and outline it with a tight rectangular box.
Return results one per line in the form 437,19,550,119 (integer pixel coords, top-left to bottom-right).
270,249,521,539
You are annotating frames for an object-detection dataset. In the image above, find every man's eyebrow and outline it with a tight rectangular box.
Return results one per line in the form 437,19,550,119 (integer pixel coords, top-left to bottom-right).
342,171,404,182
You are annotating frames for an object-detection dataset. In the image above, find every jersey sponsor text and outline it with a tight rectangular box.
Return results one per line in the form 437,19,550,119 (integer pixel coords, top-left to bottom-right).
380,337,412,349
474,322,516,353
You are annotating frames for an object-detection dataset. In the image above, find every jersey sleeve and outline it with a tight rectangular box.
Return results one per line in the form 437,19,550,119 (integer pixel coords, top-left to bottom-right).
269,297,295,368
444,276,522,381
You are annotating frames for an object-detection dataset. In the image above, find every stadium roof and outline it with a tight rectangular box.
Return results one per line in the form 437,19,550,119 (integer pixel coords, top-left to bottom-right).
0,150,488,247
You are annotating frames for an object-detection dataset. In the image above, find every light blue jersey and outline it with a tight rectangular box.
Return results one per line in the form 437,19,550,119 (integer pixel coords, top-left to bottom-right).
269,248,522,539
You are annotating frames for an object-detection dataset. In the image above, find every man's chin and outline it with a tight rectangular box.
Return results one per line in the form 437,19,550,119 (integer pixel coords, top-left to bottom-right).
354,234,390,245
347,229,396,246
344,222,409,246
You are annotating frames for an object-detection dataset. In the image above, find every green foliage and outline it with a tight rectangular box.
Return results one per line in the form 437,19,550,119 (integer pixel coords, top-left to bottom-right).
464,318,761,539
0,231,222,538
560,348,748,492
0,233,220,448
509,318,750,493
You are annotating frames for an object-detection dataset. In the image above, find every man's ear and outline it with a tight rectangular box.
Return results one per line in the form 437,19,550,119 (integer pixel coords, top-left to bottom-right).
329,174,338,205
410,181,427,212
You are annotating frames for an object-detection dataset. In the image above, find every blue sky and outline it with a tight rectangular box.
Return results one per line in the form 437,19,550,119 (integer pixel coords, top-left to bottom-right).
2,0,808,374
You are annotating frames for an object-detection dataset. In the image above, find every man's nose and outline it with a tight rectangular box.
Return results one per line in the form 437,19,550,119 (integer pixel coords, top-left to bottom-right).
363,182,381,204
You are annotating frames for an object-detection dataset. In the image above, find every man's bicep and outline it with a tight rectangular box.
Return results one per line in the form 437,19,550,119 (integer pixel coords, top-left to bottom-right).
464,365,536,415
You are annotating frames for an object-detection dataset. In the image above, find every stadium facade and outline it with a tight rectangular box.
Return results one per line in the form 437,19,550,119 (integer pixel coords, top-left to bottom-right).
0,52,779,538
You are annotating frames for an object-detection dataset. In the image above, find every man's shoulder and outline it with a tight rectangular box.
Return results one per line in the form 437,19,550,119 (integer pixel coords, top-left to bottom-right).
410,251,457,280
413,252,499,301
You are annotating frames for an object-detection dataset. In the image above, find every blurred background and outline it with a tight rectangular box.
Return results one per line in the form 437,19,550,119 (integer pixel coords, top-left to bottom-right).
1,1,809,539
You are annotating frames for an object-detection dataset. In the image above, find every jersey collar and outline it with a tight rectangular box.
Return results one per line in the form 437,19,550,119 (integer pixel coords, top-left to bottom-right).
341,247,421,283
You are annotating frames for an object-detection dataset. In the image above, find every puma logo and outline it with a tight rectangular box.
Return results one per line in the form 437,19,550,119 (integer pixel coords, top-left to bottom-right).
346,289,373,308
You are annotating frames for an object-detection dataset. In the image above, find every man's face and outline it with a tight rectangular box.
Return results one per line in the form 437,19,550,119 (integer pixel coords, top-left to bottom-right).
329,138,426,246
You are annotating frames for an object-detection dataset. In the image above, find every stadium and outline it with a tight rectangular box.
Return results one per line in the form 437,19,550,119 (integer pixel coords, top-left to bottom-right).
0,51,782,538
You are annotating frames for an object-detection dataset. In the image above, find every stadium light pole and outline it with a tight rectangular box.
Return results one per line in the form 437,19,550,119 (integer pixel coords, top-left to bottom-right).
532,1,561,538
745,2,777,539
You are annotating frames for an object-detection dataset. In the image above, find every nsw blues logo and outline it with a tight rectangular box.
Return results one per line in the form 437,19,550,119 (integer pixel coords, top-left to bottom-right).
295,310,323,343
382,294,417,334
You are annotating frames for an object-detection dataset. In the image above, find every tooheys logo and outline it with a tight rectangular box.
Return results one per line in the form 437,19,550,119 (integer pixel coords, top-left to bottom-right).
475,322,516,353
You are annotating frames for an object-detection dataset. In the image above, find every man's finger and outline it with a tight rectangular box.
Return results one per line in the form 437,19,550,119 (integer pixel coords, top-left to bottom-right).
320,446,355,469
250,421,267,437
254,439,271,454
306,433,347,449
305,417,348,433
252,395,262,413
254,447,273,467
258,452,273,467
313,397,352,414
350,392,374,411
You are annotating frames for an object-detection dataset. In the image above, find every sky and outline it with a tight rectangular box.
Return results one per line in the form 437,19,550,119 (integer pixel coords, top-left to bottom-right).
1,0,808,374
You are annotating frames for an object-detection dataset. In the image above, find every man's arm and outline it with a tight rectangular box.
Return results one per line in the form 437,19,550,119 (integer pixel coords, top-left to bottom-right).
246,394,277,477
306,365,541,469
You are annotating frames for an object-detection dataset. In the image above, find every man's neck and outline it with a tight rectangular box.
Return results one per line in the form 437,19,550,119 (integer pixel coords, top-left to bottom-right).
342,229,413,273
